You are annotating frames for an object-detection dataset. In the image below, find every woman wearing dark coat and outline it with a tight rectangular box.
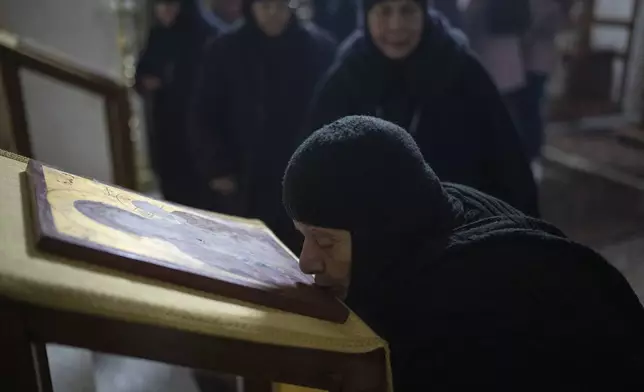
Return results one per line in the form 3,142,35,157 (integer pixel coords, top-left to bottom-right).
284,116,644,391
135,0,229,208
308,0,539,216
191,0,336,251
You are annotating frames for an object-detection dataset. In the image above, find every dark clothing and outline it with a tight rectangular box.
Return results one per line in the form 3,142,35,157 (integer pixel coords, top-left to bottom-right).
313,0,358,43
307,11,539,216
135,0,219,208
284,116,455,233
486,0,532,34
283,116,644,391
352,183,644,391
505,71,548,161
191,16,336,250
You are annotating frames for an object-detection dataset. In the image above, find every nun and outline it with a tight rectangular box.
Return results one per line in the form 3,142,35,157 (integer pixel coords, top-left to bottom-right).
135,0,241,208
190,0,336,251
307,0,539,216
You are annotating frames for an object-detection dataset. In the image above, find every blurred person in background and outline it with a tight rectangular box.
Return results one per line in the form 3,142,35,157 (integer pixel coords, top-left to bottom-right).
191,0,336,251
307,0,539,216
135,0,242,208
518,0,571,174
462,0,571,178
461,0,531,99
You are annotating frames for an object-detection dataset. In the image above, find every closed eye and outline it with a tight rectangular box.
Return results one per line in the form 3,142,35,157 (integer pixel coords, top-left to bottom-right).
315,236,336,250
317,242,335,250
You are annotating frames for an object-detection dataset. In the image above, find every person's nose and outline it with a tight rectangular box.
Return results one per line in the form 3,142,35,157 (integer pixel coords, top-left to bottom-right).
268,3,279,16
299,237,325,275
388,12,405,31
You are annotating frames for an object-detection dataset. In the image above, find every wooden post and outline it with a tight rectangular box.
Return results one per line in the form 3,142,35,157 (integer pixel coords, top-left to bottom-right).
577,0,596,56
32,343,54,392
0,62,17,152
618,0,642,107
0,49,32,157
241,378,274,392
104,88,137,189
0,303,44,392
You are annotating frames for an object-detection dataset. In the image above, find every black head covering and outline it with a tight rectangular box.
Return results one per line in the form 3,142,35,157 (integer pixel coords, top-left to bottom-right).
242,0,258,20
283,115,460,337
152,0,206,33
242,0,299,41
361,0,427,10
359,0,428,31
358,0,429,48
328,3,468,127
144,0,212,70
283,115,456,234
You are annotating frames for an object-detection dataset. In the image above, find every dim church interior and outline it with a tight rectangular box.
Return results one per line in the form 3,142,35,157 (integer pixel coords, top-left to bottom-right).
2,0,644,391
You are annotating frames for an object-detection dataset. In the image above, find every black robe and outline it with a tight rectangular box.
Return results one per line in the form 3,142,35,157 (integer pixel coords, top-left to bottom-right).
191,16,336,251
307,11,539,216
135,0,218,208
346,184,644,391
282,115,644,390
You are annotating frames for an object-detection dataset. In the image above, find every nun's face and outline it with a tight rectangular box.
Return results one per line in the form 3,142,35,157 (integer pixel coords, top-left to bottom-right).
155,2,181,27
294,221,352,300
367,0,424,60
252,0,292,37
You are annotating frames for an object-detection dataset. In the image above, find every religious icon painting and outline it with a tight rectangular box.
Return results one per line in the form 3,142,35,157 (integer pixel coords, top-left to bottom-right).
24,161,349,323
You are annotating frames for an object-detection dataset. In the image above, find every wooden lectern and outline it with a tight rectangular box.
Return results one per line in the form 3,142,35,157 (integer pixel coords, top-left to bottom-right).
0,150,390,392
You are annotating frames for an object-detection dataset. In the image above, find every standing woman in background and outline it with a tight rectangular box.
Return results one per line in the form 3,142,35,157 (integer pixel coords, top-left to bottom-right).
308,0,539,216
191,0,336,251
135,0,241,208
463,0,571,176
461,0,532,100
518,0,571,169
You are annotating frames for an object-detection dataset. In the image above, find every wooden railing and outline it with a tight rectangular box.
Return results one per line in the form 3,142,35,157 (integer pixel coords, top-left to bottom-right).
0,31,137,189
